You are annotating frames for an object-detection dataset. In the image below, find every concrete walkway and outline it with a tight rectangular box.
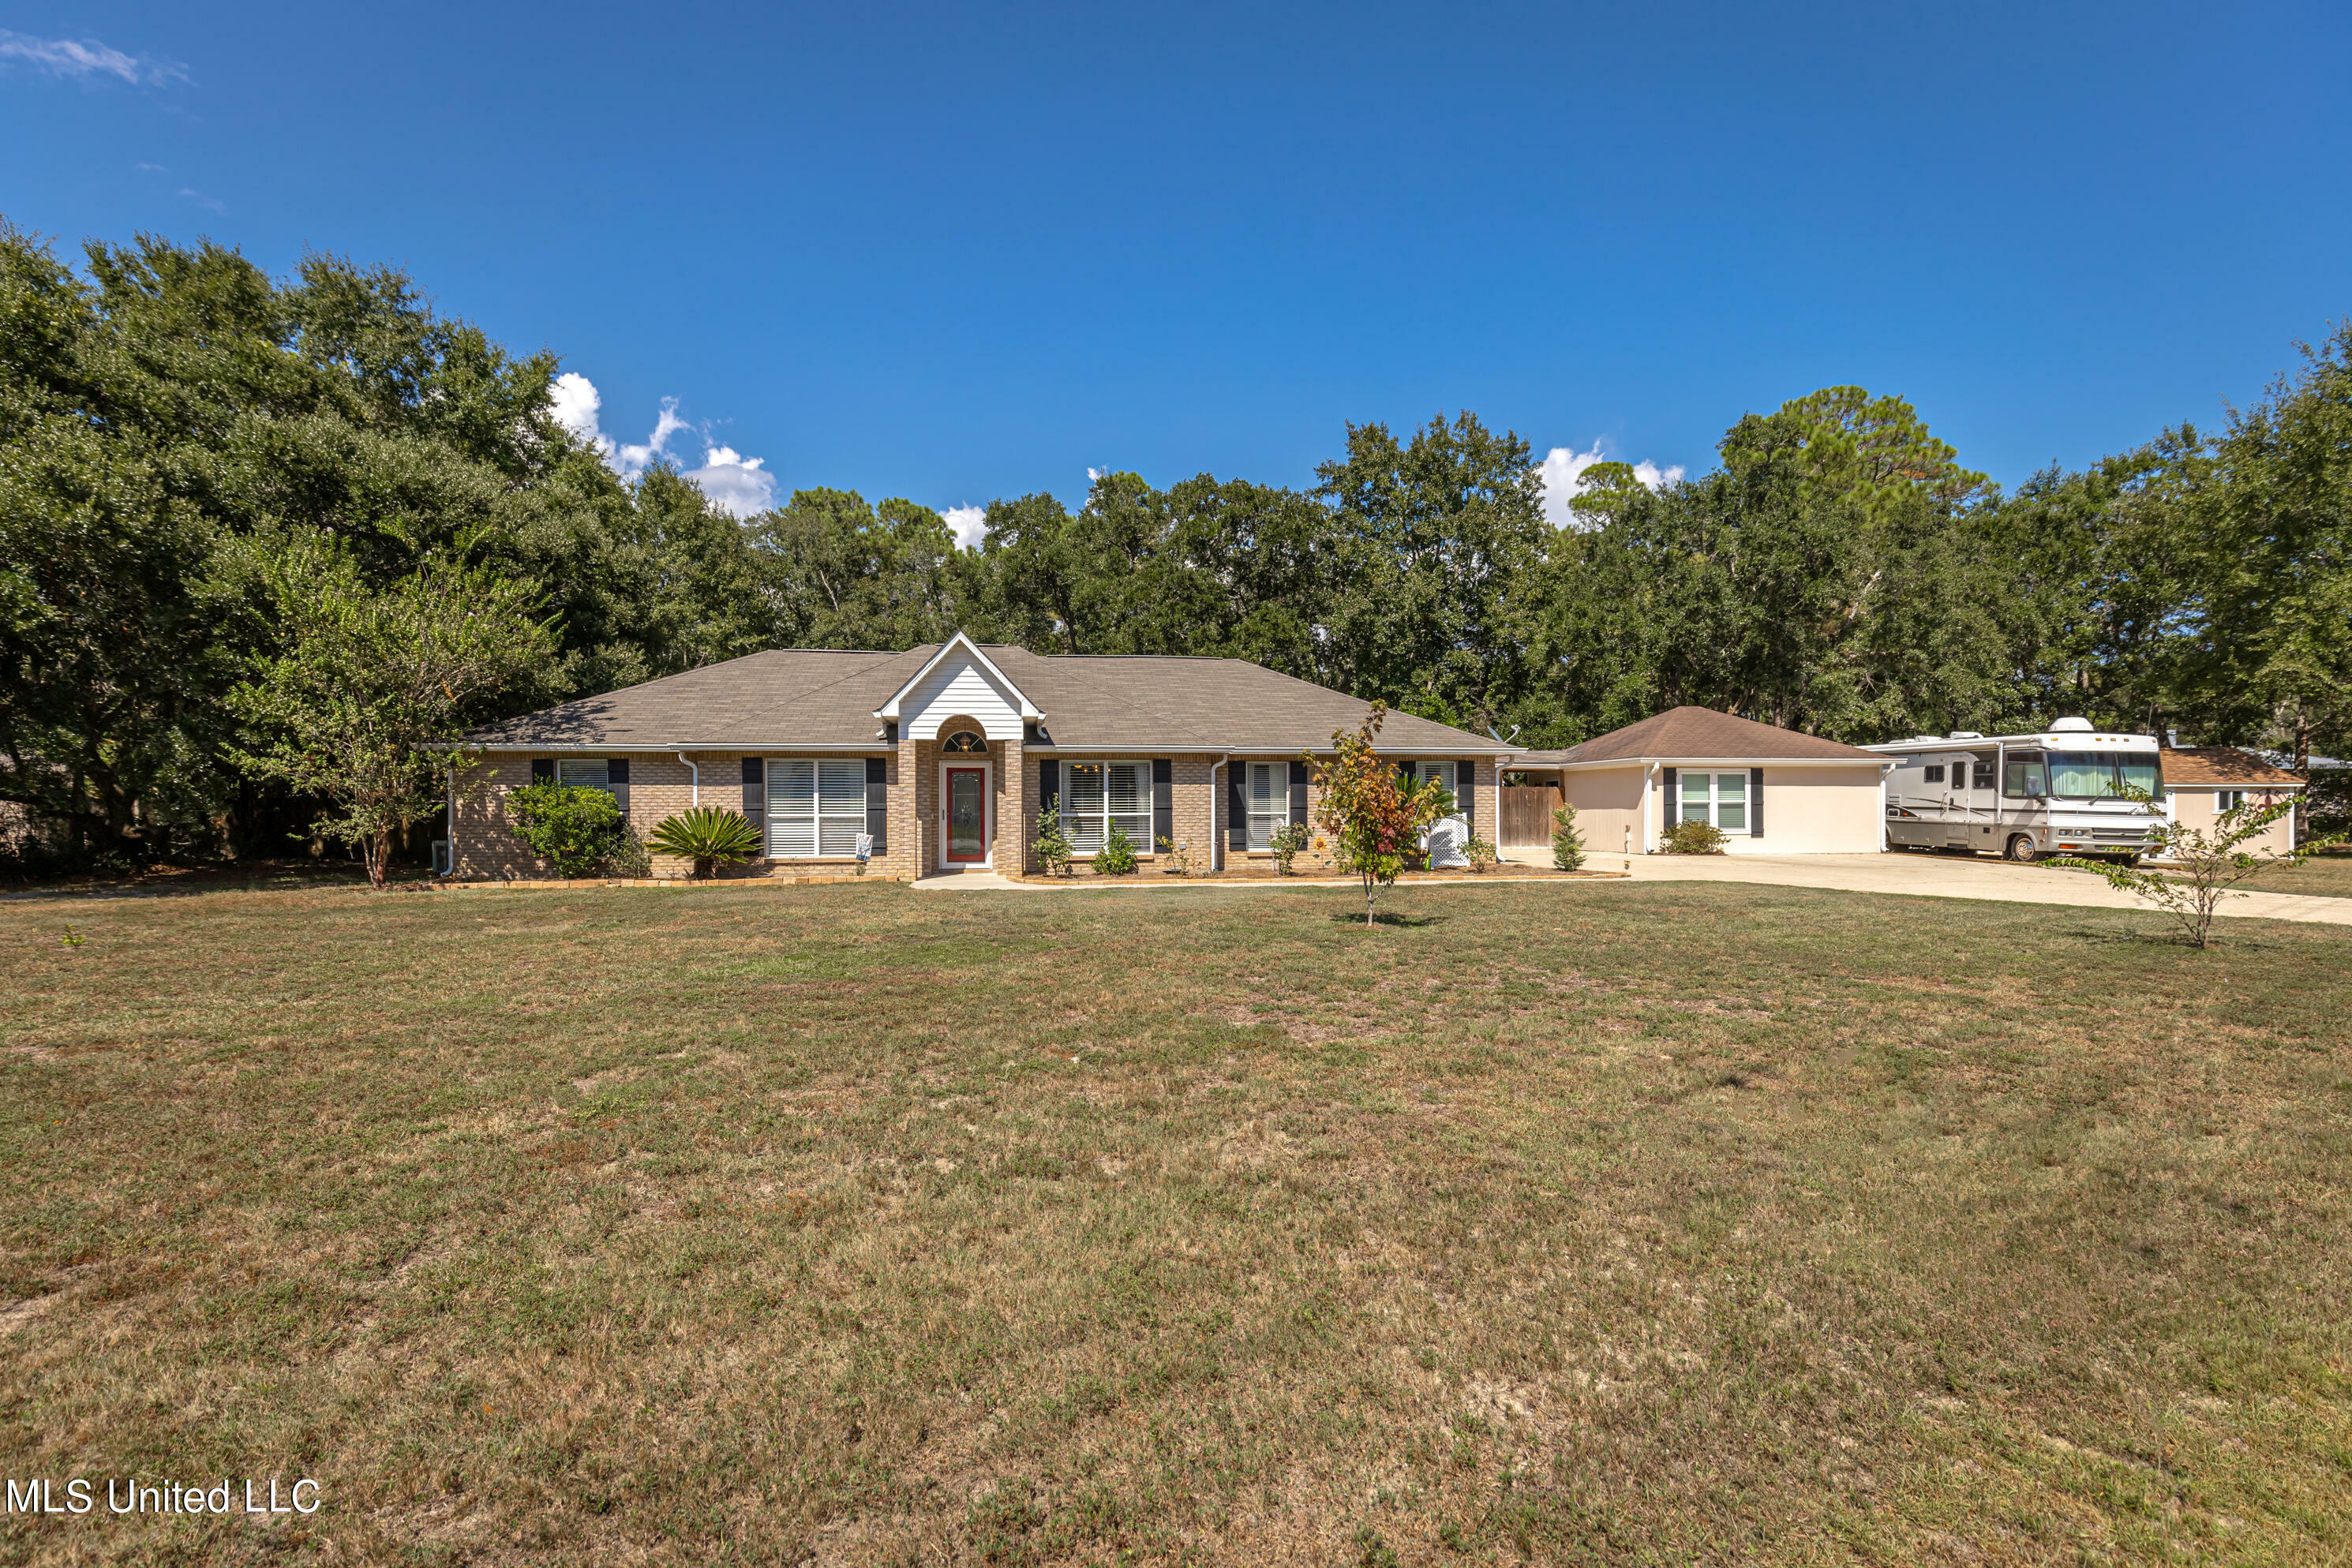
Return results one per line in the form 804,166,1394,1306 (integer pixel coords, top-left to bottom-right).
1500,847,2352,926
908,855,2352,927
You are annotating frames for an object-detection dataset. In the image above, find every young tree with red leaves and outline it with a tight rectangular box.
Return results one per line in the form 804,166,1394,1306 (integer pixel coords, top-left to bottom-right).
1311,702,1451,926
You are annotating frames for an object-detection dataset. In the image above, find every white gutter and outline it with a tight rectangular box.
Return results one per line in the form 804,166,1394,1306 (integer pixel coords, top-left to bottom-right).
1641,762,1658,855
674,751,700,808
1210,754,1230,871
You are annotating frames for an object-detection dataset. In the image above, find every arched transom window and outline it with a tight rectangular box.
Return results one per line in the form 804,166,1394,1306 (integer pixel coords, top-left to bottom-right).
942,730,987,754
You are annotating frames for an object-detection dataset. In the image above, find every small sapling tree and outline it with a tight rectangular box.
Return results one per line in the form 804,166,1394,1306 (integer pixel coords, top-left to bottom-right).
1311,703,1453,926
1551,803,1586,870
2056,789,2344,949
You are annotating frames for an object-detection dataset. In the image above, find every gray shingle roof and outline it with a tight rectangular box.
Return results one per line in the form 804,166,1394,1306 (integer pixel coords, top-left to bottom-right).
462,643,1511,754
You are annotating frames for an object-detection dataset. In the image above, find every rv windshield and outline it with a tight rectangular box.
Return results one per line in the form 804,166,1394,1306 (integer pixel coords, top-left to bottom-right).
2047,751,2159,799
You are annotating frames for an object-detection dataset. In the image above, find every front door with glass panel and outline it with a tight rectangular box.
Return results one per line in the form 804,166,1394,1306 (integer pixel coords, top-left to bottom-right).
1416,762,1470,866
945,766,987,864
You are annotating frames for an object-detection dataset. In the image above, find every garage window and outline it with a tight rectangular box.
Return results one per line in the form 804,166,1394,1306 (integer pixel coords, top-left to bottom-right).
1678,771,1747,833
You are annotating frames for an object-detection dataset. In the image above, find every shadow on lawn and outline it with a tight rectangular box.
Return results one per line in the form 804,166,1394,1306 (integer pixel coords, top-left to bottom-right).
1330,910,1445,928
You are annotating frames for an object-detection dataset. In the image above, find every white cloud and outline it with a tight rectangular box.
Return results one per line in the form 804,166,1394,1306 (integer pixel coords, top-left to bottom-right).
683,445,777,518
549,371,776,518
942,505,988,551
0,29,185,84
1537,441,1685,528
178,187,225,214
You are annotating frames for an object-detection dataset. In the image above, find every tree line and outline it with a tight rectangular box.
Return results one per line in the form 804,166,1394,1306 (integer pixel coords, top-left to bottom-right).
4,221,2346,868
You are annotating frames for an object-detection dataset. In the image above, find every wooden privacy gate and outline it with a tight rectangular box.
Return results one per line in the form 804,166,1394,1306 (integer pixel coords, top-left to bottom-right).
1500,783,1562,846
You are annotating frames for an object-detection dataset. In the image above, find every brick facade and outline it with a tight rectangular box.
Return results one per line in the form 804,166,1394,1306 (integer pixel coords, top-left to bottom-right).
451,748,913,881
448,747,1501,883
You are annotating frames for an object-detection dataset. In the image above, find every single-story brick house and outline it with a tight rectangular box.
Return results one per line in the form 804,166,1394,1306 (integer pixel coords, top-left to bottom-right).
2159,746,2305,854
1507,707,1892,856
445,633,1516,880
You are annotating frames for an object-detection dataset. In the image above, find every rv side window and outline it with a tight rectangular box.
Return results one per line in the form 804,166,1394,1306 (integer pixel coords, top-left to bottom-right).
1972,760,1995,791
1923,764,1944,784
2004,756,2046,799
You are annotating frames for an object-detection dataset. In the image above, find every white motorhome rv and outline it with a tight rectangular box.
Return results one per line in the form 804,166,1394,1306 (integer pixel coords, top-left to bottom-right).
1863,718,2163,863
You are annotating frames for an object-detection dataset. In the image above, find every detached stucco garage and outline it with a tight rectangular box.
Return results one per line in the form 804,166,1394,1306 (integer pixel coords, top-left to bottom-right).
1510,707,1891,856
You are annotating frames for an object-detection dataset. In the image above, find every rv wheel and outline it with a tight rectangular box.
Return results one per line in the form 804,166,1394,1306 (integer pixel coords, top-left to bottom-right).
2004,834,2036,864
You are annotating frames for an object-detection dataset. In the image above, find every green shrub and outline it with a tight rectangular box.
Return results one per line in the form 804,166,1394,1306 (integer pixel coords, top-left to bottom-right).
1660,817,1728,855
1155,835,1201,877
647,806,763,879
1270,821,1311,874
1551,803,1586,870
1463,833,1499,872
608,824,653,878
507,783,627,877
1031,806,1074,876
1090,822,1138,876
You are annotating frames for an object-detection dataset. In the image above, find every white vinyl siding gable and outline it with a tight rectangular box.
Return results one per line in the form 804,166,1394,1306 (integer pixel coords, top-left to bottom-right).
768,758,867,858
901,656,1023,743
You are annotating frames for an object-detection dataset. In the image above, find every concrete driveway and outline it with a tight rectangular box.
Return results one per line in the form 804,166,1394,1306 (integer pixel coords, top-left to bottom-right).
922,853,2349,926
1503,848,2352,926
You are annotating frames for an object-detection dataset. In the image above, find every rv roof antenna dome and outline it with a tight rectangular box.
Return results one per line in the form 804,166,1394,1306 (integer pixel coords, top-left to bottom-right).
2051,717,2095,732
1946,730,1984,739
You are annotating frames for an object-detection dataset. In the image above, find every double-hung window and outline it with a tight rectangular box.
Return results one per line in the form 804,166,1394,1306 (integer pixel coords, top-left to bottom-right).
768,758,866,858
1678,770,1747,832
1245,762,1286,850
1062,761,1152,855
556,758,610,793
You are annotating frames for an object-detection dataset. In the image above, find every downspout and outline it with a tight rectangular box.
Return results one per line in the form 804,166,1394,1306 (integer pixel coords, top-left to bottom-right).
1211,754,1230,872
674,750,700,808
444,762,455,877
1639,762,1657,856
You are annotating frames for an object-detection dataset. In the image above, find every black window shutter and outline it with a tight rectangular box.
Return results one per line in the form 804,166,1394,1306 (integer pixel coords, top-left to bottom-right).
1750,766,1765,836
1228,765,1247,850
741,757,764,821
865,757,889,852
1456,762,1472,829
607,758,630,814
1288,760,1309,828
1661,766,1676,833
1152,759,1174,849
1039,758,1059,814
531,758,554,784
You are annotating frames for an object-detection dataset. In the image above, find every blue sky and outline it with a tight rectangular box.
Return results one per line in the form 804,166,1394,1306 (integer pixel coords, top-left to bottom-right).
6,1,2349,536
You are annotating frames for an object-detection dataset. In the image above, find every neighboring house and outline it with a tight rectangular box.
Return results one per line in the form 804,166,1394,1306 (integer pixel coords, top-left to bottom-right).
2160,746,2305,854
1510,707,1890,856
448,633,1514,880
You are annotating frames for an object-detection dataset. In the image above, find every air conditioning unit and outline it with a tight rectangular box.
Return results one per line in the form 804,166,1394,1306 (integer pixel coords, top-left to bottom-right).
432,839,454,877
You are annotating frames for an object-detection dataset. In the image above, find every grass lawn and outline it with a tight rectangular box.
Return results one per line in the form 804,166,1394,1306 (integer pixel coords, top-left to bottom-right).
2234,849,2352,899
3,878,2349,1566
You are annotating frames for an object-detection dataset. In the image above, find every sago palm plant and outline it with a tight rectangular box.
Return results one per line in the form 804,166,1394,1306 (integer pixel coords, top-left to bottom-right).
647,806,764,880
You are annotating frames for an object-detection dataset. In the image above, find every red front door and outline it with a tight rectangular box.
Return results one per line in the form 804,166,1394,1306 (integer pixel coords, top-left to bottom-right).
946,768,987,863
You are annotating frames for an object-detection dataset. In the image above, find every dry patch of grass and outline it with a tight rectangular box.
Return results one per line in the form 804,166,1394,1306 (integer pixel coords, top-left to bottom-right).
2234,848,2352,899
2,879,2349,1565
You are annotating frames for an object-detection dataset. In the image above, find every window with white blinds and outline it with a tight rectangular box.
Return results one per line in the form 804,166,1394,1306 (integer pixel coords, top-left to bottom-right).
1246,762,1284,850
1062,761,1152,855
556,758,609,791
767,758,867,857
